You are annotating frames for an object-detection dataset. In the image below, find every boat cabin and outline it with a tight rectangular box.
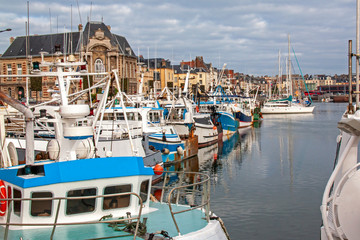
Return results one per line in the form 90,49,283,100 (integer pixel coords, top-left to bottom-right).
0,156,154,229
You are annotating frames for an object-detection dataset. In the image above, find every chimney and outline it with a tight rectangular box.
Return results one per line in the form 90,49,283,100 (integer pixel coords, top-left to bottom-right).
78,24,83,31
9,37,14,44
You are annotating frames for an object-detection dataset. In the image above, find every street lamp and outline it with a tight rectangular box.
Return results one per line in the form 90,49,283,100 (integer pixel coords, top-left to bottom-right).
0,28,12,33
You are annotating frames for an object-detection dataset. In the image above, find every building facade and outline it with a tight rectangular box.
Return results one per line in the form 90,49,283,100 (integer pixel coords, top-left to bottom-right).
0,21,137,103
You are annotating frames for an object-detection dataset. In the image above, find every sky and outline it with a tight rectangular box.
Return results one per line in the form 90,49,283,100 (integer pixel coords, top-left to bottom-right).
0,0,357,76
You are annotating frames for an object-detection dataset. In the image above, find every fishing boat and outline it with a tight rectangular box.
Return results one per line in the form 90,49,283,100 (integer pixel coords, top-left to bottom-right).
3,65,162,167
164,99,218,149
320,30,360,239
0,60,229,240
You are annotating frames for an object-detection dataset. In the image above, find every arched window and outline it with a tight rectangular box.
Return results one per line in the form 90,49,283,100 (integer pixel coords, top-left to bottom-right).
95,59,105,73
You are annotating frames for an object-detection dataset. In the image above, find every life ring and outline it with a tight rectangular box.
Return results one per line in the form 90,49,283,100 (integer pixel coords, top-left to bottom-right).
0,180,7,216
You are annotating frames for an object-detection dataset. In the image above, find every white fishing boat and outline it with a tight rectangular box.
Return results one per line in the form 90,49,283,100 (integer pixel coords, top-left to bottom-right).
0,61,229,240
164,98,218,149
2,61,162,167
320,24,360,239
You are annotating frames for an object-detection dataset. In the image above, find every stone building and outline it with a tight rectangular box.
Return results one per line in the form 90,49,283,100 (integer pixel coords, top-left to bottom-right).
137,57,175,95
0,21,137,103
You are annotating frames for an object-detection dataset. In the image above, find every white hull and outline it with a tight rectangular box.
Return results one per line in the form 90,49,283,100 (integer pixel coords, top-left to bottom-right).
261,105,315,114
171,123,218,148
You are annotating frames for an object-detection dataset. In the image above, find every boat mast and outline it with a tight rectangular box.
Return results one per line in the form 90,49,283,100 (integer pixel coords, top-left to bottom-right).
356,0,360,108
288,34,292,97
278,50,282,97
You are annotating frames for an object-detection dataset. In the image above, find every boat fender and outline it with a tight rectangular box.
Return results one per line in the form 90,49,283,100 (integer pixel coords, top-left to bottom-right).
177,146,184,155
0,180,7,216
161,148,170,155
7,142,18,166
105,151,113,157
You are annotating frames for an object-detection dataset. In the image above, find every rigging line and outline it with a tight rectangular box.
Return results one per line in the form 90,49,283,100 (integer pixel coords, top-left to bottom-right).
291,47,313,103
76,0,82,25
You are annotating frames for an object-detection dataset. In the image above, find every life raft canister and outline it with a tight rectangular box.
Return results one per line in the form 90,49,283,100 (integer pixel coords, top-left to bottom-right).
0,180,7,216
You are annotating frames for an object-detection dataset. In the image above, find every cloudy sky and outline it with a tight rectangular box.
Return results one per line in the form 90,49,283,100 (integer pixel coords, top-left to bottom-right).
0,0,357,76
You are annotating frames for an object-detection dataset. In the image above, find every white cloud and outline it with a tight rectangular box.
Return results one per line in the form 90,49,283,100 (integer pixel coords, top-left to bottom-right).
0,0,357,75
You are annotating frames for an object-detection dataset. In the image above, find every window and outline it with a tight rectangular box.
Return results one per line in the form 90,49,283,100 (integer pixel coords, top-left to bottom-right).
13,188,22,216
7,64,12,80
148,112,160,122
95,59,105,74
8,88,12,97
17,64,22,80
31,192,53,217
66,188,96,215
140,180,149,204
103,184,131,210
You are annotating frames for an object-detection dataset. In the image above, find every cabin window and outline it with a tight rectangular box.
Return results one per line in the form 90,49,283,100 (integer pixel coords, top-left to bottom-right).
103,184,131,210
149,112,160,122
139,180,149,204
31,192,53,217
104,113,114,120
127,113,135,121
116,113,125,120
13,188,22,216
66,188,96,215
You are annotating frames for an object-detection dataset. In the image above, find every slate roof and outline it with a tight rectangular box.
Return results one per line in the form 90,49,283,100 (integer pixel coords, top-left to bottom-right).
1,32,80,58
1,21,135,59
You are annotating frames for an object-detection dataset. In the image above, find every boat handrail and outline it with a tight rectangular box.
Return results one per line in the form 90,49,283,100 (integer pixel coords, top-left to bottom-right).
0,192,144,240
152,170,211,236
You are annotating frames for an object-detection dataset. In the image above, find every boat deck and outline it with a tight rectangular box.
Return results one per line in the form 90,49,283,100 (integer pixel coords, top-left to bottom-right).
0,202,208,239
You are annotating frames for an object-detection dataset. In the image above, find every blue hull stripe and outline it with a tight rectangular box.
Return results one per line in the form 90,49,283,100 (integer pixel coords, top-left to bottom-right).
149,134,179,139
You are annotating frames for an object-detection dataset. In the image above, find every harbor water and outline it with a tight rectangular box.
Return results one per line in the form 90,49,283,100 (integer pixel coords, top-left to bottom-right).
197,102,346,239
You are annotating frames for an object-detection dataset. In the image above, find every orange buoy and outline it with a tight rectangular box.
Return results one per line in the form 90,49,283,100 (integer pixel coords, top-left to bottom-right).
153,164,164,175
154,189,162,201
212,126,217,130
213,153,218,160
0,180,7,216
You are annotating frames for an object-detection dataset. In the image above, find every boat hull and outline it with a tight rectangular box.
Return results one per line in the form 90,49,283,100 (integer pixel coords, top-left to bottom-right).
261,105,315,114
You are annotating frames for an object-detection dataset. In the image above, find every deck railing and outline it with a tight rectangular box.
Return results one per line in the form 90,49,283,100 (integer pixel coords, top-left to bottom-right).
151,170,211,236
